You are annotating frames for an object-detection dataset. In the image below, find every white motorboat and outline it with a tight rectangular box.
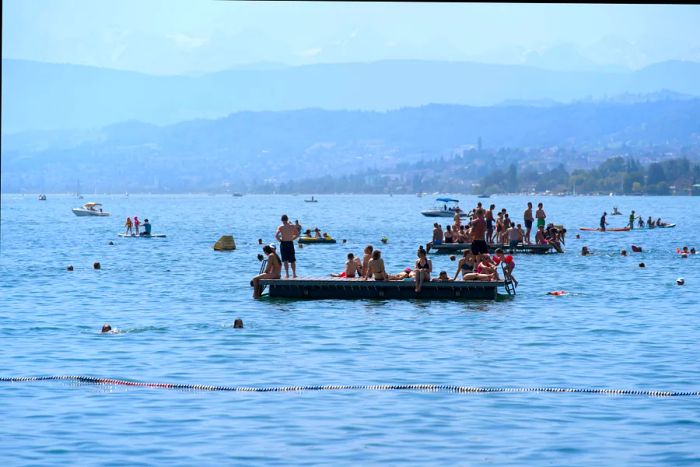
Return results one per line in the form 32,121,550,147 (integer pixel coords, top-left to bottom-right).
72,202,110,217
421,198,468,218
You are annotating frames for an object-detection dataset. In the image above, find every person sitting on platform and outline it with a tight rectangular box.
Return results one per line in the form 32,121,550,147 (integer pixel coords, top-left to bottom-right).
414,247,433,292
364,249,388,281
361,245,374,277
331,253,362,278
453,250,476,281
475,254,500,281
444,225,454,243
427,223,443,252
252,245,282,298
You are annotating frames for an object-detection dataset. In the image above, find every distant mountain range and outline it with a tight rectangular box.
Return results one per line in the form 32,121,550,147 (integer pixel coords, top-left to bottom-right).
3,58,700,133
3,99,699,193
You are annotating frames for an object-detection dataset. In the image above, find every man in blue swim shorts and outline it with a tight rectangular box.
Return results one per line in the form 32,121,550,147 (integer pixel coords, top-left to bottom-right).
276,214,300,278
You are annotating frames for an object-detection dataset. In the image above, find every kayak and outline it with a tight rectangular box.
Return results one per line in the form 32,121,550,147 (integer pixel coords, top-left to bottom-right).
579,227,631,232
642,224,676,229
298,236,336,244
118,233,167,238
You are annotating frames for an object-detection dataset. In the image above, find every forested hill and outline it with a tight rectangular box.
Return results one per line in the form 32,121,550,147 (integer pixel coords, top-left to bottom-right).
2,99,700,193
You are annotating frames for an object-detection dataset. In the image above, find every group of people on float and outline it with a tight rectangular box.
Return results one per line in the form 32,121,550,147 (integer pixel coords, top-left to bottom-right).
251,208,527,298
124,216,152,236
428,201,564,251
600,210,670,230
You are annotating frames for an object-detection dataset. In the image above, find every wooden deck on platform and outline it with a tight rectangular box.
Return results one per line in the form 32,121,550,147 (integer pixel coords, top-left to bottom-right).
259,276,505,300
429,242,554,254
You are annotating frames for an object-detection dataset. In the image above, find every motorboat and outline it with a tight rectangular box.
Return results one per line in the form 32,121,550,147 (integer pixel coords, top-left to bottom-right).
421,198,468,218
305,196,318,203
38,194,47,201
72,202,110,216
232,193,244,197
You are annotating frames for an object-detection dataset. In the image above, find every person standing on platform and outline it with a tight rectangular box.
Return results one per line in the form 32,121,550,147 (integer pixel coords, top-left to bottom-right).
275,214,300,278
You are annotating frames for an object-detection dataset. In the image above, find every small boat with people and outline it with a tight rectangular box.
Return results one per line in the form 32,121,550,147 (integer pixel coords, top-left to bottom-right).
298,228,336,244
611,207,622,215
421,198,468,218
38,194,47,201
305,196,318,203
72,202,110,216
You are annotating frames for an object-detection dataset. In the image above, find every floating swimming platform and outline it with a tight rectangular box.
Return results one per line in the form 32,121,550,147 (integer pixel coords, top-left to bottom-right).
298,237,337,244
429,242,554,255
258,276,507,300
118,233,167,238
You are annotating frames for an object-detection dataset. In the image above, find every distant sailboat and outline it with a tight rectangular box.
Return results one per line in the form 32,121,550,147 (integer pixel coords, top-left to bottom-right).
76,179,84,199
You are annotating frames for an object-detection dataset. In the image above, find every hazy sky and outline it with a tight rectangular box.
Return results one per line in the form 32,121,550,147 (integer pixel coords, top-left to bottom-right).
3,1,700,75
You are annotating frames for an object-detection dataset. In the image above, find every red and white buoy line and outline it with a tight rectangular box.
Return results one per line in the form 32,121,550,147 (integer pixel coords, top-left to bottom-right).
1,376,698,397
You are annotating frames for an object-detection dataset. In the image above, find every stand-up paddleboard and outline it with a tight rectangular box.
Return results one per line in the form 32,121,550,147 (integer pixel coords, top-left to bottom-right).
643,224,676,229
579,227,631,232
118,233,167,238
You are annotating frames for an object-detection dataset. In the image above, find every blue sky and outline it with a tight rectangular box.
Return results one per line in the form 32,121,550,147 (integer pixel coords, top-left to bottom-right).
3,1,700,75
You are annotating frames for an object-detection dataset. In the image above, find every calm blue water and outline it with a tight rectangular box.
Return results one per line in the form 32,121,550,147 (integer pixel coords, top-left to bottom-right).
1,194,699,465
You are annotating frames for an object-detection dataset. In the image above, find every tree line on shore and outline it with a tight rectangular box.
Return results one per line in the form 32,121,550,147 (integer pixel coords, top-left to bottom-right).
258,155,700,195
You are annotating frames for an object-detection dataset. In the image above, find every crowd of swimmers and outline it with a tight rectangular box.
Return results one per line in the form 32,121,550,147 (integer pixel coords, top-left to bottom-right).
427,201,564,252
124,216,152,236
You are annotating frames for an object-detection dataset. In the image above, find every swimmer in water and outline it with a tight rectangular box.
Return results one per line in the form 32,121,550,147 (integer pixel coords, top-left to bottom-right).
432,271,452,282
101,324,113,333
233,318,244,328
581,246,591,256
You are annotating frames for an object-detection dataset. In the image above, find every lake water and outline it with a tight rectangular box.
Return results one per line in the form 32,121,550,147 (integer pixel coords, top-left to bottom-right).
1,194,699,465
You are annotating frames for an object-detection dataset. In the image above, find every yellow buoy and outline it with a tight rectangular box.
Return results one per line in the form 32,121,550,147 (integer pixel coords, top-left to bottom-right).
213,235,236,251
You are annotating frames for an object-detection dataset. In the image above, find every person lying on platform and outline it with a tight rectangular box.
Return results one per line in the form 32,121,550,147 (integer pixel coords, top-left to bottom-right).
432,271,452,282
388,267,415,281
461,271,499,281
252,245,282,298
364,249,388,281
453,250,475,281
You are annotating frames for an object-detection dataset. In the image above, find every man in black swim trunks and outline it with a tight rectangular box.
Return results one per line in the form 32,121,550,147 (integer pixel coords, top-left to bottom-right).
469,208,489,258
275,214,300,278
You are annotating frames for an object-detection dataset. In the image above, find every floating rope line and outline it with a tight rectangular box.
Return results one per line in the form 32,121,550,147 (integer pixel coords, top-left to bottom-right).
1,376,698,397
